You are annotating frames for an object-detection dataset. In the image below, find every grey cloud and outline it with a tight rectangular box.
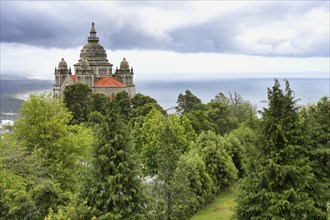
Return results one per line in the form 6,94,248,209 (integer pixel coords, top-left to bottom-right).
1,2,85,47
1,1,328,57
125,1,329,57
168,22,237,53
0,1,167,49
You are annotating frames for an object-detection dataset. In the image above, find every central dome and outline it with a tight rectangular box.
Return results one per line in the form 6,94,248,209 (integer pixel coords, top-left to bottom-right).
79,22,109,64
80,42,107,60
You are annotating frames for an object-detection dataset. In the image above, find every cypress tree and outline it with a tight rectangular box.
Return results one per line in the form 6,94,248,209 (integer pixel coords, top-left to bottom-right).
86,102,146,219
235,79,320,219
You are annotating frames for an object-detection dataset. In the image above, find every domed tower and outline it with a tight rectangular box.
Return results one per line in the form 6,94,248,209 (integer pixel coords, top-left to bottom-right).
115,58,134,86
53,58,71,97
76,58,94,87
74,22,113,80
54,58,71,86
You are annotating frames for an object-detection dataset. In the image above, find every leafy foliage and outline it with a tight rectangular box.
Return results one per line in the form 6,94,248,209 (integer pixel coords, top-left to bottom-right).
131,108,166,175
173,149,213,218
63,83,93,124
176,89,202,115
13,94,93,190
44,193,94,220
112,90,131,118
91,93,110,115
195,131,238,194
129,93,166,126
1,83,327,219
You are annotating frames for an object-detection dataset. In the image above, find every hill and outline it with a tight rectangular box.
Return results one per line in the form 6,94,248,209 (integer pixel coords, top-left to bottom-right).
0,75,53,113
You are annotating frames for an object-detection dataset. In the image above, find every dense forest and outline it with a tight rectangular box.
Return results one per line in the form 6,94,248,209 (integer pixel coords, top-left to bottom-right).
0,79,329,219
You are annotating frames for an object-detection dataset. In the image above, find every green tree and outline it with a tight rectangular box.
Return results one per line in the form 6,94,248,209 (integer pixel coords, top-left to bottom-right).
91,93,110,115
222,125,257,177
63,83,93,124
206,100,238,136
13,94,93,191
172,149,213,218
44,193,94,220
208,92,257,135
300,96,330,219
146,114,196,220
132,110,195,176
0,182,8,219
185,107,213,134
195,131,238,194
131,93,158,108
228,91,256,124
157,122,186,220
176,89,202,115
0,164,38,220
0,135,47,190
85,102,146,219
235,79,320,219
129,93,166,126
112,90,131,118
88,111,106,126
131,108,166,175
30,181,64,219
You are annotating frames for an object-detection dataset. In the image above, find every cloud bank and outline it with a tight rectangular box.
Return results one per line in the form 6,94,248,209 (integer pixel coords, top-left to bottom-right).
1,1,329,57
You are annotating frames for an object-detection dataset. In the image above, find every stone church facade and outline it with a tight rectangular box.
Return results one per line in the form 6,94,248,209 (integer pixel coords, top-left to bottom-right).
53,22,135,98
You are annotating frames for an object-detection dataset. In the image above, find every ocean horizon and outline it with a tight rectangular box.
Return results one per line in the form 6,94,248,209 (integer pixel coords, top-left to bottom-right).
135,77,329,111
4,77,329,113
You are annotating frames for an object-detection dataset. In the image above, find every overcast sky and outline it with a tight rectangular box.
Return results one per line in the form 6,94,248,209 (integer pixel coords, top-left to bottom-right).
1,1,329,80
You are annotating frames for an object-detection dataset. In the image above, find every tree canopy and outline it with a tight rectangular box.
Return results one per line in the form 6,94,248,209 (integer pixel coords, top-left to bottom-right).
1,81,327,219
235,79,326,219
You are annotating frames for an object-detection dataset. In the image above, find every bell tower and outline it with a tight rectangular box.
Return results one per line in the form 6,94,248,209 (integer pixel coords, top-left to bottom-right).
53,58,71,97
116,58,134,86
54,58,71,86
76,57,94,87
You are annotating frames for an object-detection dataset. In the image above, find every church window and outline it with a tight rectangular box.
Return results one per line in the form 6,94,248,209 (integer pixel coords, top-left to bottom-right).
99,68,107,75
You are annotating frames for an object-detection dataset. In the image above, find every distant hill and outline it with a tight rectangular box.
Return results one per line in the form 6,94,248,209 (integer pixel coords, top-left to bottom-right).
0,74,53,113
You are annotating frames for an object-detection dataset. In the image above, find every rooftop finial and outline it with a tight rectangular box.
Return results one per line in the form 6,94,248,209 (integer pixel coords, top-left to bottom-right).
90,22,97,37
88,22,99,42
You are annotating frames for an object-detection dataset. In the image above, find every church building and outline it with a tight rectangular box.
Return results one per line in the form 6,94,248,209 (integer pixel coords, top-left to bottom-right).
53,22,135,98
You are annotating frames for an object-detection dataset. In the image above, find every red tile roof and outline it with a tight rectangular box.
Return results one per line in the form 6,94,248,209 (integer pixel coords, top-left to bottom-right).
70,75,77,83
95,77,125,87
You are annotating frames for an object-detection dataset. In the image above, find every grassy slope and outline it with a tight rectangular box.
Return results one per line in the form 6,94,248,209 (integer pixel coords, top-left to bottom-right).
192,184,237,220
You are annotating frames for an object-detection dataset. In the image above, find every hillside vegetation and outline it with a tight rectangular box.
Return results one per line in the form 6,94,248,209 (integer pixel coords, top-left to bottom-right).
0,80,328,219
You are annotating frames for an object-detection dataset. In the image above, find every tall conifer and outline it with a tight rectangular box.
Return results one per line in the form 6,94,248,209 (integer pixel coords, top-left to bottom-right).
301,97,330,219
86,102,146,219
235,79,320,219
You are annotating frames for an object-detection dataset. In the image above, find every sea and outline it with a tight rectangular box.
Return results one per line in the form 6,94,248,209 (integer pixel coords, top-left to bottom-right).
5,77,330,113
135,78,329,111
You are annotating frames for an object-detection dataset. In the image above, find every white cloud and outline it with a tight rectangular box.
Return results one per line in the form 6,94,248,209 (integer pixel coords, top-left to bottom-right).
1,43,328,80
234,4,329,56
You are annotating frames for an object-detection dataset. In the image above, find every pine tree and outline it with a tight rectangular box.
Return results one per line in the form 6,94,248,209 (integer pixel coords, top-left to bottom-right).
85,102,146,219
300,97,330,219
235,79,320,219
